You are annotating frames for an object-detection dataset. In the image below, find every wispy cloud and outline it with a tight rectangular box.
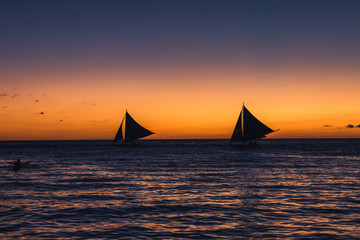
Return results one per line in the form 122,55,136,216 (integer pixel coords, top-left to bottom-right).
11,94,19,98
89,119,109,124
0,93,8,97
323,125,333,127
34,100,39,103
345,124,360,129
81,101,96,107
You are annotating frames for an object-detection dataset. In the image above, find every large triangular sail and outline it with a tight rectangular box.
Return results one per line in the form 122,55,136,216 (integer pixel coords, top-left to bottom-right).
124,112,154,142
231,105,274,142
114,111,154,144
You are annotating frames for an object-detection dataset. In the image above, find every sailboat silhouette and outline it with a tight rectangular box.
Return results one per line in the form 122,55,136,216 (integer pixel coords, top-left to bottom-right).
231,104,277,147
113,110,154,145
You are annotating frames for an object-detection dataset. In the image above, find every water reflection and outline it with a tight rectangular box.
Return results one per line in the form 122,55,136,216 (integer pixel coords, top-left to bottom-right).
0,140,359,238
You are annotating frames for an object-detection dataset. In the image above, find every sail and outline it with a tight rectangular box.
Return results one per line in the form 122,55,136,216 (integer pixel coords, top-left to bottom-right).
231,105,274,142
242,106,274,141
114,116,124,142
230,110,243,141
124,111,154,142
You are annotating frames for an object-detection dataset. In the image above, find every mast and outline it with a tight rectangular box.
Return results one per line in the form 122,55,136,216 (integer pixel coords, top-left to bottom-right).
241,104,245,138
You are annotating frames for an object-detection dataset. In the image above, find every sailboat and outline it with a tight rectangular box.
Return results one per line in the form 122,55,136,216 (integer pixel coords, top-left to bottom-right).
230,104,277,147
113,110,154,145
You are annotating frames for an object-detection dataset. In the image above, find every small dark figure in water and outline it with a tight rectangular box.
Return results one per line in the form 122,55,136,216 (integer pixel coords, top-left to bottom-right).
8,159,30,171
13,159,22,171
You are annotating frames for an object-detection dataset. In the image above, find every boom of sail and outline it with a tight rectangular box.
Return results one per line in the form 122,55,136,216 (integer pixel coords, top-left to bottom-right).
114,111,154,144
231,105,275,143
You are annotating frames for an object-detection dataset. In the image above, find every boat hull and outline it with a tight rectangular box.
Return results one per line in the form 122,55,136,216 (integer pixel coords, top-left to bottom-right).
230,141,259,148
113,140,140,146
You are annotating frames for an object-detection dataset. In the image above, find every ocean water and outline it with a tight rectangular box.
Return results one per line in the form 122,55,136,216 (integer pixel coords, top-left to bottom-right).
0,139,359,239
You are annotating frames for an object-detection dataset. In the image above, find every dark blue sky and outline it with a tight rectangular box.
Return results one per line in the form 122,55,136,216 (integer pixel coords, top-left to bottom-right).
1,0,360,70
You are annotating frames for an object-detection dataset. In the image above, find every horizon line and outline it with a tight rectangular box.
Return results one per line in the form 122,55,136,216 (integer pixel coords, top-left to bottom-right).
1,137,360,142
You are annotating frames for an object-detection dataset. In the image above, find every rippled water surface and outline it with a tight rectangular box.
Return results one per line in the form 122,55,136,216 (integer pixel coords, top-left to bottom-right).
1,139,359,239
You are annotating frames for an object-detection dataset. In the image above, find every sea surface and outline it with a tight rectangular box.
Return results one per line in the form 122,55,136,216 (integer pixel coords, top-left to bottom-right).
0,139,359,239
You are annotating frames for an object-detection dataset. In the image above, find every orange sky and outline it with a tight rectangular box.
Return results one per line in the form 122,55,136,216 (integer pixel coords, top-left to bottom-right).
1,65,360,140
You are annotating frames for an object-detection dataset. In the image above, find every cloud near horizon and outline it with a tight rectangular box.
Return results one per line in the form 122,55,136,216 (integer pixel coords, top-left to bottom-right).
324,124,360,129
346,124,360,129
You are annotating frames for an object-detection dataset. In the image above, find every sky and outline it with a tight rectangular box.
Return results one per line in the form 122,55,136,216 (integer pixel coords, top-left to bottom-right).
1,0,360,140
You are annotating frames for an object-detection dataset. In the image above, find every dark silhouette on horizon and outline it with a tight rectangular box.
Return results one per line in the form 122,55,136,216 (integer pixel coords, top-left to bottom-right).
113,110,154,146
230,104,278,148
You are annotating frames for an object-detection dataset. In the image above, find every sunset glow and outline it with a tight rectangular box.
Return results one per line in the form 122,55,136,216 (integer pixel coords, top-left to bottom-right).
1,1,360,140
